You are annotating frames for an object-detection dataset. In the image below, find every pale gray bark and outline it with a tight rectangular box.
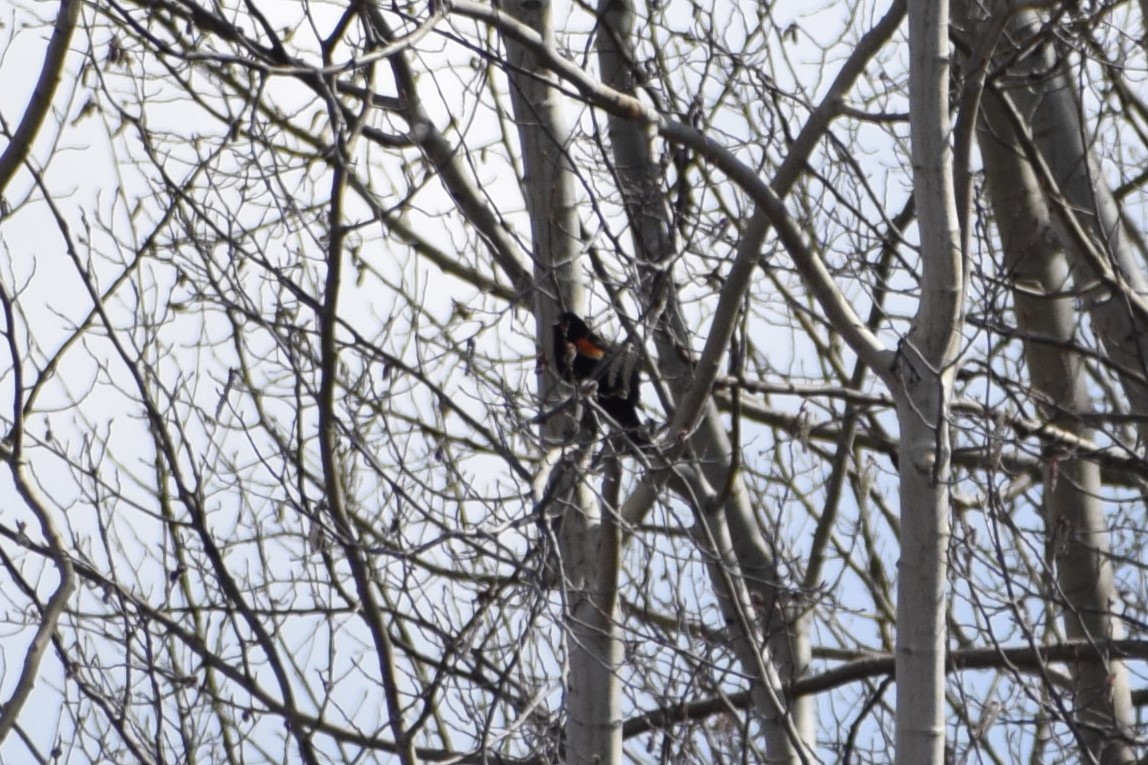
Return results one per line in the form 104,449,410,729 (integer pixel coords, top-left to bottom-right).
545,450,623,765
974,16,1136,762
38,0,1148,758
594,1,812,761
495,1,620,762
682,466,816,765
895,0,963,762
989,11,1148,434
494,0,584,341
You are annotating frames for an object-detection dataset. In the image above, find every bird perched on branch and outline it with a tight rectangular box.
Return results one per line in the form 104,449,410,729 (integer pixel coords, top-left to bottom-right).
552,312,648,445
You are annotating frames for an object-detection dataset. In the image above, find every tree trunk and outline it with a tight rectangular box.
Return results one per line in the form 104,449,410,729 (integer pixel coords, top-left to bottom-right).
595,2,812,761
976,27,1136,762
895,0,963,762
496,1,621,762
991,11,1148,432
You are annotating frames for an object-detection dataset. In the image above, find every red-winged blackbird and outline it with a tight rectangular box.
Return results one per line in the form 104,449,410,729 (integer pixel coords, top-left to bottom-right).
553,312,647,444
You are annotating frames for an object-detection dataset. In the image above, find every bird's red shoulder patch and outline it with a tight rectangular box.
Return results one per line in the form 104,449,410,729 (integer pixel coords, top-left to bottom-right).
575,338,606,359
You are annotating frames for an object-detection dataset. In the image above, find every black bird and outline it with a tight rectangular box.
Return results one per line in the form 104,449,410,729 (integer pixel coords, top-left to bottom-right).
552,312,647,443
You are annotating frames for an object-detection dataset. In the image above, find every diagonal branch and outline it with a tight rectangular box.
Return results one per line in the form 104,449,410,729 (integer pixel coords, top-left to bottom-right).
0,0,80,195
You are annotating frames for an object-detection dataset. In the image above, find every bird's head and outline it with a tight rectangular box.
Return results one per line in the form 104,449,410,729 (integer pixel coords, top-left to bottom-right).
554,312,590,342
554,313,605,361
